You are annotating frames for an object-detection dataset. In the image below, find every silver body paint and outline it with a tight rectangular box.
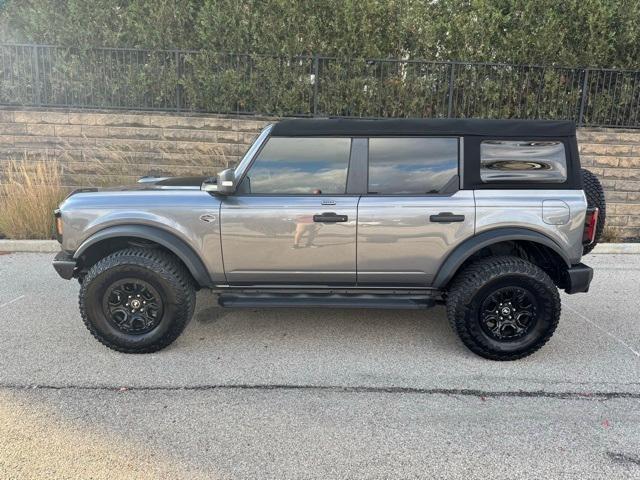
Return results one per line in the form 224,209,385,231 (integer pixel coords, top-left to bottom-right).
474,190,586,264
219,195,358,284
357,191,476,285
59,129,588,288
60,189,226,284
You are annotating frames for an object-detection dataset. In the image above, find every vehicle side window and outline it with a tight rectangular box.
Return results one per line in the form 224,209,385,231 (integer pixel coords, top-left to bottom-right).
241,137,351,194
480,140,567,183
368,137,458,195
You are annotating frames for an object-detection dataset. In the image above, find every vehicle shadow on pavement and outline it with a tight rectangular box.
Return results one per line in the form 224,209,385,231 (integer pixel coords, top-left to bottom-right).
184,290,459,358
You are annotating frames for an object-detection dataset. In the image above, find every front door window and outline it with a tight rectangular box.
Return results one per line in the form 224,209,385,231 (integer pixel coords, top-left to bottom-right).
239,137,351,195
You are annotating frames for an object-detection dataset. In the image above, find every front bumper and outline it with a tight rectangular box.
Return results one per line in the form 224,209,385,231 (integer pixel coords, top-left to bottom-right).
53,250,77,280
564,263,593,294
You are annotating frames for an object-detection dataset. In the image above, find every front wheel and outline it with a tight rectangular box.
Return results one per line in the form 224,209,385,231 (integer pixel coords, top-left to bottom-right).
79,248,196,353
446,256,560,361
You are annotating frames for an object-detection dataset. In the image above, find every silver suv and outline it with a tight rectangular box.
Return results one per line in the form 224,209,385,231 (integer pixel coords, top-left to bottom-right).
53,118,605,360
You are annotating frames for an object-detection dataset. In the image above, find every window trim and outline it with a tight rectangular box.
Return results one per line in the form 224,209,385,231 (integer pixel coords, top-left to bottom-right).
363,136,461,197
345,138,368,195
458,137,464,189
461,136,577,190
234,135,357,197
233,124,274,181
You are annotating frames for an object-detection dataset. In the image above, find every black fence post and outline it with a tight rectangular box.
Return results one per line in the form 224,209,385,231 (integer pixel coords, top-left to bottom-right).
578,68,590,127
175,50,182,112
32,45,41,106
447,63,455,118
312,54,319,116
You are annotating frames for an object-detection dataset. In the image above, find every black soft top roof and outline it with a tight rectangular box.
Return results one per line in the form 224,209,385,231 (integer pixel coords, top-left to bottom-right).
271,118,575,138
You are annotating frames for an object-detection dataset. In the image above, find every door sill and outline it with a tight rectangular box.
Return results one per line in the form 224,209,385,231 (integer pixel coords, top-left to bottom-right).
212,285,437,294
217,291,438,309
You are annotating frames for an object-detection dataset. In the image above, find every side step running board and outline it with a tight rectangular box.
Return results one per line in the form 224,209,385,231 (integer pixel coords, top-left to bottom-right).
217,293,436,309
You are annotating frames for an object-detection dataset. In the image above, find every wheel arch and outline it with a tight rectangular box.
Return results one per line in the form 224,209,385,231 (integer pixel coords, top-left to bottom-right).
73,225,213,288
433,228,571,289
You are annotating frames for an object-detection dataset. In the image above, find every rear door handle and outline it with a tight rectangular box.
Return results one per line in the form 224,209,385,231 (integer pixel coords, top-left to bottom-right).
313,212,348,223
430,212,465,223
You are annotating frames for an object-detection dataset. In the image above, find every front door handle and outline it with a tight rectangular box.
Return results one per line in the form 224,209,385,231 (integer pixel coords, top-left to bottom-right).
313,212,348,223
430,212,465,223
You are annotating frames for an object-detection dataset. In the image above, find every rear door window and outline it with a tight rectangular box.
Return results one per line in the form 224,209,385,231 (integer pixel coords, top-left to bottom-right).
368,138,459,194
242,137,351,194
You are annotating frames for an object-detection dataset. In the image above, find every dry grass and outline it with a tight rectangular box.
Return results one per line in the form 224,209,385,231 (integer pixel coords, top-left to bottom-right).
0,158,67,239
600,225,622,243
0,136,233,239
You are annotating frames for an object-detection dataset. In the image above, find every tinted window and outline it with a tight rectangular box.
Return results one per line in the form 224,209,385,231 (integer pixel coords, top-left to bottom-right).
368,138,458,194
244,137,351,194
480,140,567,183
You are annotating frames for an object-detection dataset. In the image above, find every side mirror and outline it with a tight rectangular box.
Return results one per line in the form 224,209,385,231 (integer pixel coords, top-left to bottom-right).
202,168,236,195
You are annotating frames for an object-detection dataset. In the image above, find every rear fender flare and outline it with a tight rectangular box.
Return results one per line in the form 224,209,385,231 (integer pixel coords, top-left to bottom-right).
433,228,571,289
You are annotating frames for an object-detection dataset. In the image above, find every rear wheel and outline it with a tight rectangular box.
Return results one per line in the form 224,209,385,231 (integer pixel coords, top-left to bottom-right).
581,168,606,254
446,256,560,360
79,248,196,353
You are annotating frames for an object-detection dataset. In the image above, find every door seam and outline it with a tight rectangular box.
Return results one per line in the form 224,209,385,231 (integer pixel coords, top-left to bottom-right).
355,195,361,286
218,202,229,284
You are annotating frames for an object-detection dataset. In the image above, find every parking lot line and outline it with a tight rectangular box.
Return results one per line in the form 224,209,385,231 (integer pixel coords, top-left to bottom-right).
0,295,25,310
565,303,640,358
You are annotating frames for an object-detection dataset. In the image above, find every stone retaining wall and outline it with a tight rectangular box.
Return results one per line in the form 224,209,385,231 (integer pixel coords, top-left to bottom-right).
0,108,271,187
577,129,640,240
0,108,638,240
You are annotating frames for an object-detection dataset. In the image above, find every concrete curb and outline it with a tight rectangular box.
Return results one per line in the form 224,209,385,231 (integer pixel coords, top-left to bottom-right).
590,243,640,254
0,240,60,253
0,239,639,255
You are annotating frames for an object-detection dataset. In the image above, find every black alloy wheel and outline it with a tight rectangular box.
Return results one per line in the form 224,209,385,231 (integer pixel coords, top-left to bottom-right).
103,278,164,334
479,286,538,341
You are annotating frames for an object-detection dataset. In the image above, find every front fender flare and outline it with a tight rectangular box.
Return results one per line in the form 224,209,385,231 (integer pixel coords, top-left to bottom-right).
432,228,571,289
74,225,213,288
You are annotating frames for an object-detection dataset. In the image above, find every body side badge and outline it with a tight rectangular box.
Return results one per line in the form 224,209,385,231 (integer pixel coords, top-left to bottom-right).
200,214,217,223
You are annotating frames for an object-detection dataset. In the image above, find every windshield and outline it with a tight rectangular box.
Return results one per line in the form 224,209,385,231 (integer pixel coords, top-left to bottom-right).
234,124,273,178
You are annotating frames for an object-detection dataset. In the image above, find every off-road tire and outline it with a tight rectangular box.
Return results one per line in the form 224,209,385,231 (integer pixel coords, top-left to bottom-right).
79,248,196,353
581,168,606,254
446,256,560,361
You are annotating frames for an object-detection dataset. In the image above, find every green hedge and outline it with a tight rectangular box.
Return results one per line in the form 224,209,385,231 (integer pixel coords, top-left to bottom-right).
2,0,640,69
1,1,640,125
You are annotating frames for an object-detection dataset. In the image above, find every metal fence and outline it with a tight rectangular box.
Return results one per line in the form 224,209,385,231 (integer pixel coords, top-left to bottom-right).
2,43,640,127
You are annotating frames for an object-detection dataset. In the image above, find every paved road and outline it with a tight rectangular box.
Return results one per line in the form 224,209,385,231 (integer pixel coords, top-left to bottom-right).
0,252,639,479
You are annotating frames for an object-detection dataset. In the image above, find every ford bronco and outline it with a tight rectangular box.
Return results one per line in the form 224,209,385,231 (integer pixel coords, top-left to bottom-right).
53,118,605,360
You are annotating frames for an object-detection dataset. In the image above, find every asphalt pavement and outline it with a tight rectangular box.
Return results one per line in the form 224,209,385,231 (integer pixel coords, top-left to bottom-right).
0,252,639,479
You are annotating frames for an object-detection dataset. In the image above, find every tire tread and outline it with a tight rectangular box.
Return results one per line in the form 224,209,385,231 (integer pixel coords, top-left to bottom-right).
446,255,560,361
79,247,196,353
